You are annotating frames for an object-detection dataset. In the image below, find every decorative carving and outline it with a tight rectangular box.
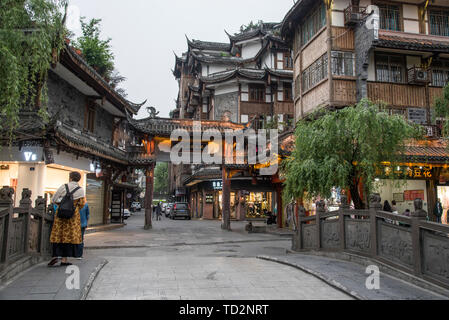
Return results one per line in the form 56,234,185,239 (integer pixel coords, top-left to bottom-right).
35,196,46,210
422,230,449,281
0,186,14,205
340,194,349,209
19,188,32,208
345,220,371,252
412,198,428,219
378,222,413,267
146,106,160,118
316,200,326,213
369,193,382,210
322,221,340,249
302,224,316,249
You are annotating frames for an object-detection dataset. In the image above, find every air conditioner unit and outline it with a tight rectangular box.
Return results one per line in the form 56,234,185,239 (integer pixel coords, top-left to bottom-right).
408,67,430,85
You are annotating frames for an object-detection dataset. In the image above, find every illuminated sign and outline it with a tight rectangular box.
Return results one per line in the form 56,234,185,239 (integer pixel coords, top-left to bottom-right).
24,151,37,161
212,181,222,190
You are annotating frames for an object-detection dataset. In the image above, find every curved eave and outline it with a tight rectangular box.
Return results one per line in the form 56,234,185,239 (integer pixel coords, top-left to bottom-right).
62,45,141,115
281,0,316,40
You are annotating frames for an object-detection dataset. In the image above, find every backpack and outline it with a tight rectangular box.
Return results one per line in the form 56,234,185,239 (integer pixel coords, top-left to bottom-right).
57,184,81,219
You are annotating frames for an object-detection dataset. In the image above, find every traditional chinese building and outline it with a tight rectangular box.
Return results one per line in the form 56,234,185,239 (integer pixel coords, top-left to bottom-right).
281,0,449,222
169,22,295,225
0,41,148,226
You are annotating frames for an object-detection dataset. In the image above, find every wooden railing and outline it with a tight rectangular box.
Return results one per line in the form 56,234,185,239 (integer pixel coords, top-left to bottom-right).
292,195,449,289
332,27,354,51
0,187,53,272
368,82,427,108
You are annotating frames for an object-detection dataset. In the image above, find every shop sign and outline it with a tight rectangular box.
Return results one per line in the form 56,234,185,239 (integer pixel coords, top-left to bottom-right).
378,165,433,179
393,193,404,203
205,194,213,204
404,190,425,201
212,181,222,190
0,147,43,162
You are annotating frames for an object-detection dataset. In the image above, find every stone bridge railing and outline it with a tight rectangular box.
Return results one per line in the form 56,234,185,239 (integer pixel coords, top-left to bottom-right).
0,186,54,275
292,194,449,289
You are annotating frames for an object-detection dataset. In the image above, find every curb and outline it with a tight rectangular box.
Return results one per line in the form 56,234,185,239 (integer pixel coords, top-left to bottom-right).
85,224,125,235
80,259,108,300
256,255,366,300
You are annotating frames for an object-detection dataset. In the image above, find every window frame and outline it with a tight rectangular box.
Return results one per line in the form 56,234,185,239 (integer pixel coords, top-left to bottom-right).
283,83,293,101
300,2,327,47
302,54,328,93
283,51,293,70
431,59,449,87
376,1,403,32
248,84,266,103
84,101,96,133
428,8,449,37
374,53,406,84
331,51,355,77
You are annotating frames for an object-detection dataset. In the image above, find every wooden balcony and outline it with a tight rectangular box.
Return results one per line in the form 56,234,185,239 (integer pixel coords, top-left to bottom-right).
332,27,354,51
240,101,271,116
367,82,437,108
333,79,356,106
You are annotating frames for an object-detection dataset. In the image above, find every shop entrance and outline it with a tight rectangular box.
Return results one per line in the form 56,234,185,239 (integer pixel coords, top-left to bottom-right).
436,186,449,224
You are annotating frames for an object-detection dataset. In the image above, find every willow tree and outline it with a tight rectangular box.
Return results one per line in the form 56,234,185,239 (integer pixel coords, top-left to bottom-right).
434,83,449,137
0,0,67,138
282,99,420,209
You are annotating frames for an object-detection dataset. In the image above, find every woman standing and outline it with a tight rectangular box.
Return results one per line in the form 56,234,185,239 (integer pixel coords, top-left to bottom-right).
48,171,85,267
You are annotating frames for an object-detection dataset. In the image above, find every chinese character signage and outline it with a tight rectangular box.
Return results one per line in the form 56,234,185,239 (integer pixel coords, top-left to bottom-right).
404,190,425,201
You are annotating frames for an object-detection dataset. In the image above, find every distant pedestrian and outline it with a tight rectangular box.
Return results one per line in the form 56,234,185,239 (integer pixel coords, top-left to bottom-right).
383,200,392,213
75,203,90,259
434,198,443,223
156,202,162,221
403,209,411,217
48,171,85,267
391,200,398,214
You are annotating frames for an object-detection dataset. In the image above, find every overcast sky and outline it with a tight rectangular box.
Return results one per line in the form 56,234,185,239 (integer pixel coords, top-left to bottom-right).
66,0,295,119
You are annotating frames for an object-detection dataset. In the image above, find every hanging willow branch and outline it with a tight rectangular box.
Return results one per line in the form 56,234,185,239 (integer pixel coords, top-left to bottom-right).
0,0,68,142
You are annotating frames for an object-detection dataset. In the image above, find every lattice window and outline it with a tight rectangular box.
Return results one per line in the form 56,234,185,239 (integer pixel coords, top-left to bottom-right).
331,51,354,76
429,10,449,37
302,54,328,92
432,60,449,87
379,4,401,31
249,84,265,102
301,3,326,46
375,54,405,83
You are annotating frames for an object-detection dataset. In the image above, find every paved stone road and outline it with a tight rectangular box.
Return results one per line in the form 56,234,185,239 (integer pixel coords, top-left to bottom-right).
85,212,352,300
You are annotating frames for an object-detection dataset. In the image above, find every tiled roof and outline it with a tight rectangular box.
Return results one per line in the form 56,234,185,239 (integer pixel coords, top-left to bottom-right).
228,22,280,42
377,31,449,53
128,116,245,136
187,38,231,52
53,121,129,165
404,139,449,163
200,68,293,84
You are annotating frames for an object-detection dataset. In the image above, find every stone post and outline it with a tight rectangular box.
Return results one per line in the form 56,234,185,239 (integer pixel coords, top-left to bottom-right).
20,189,32,254
315,200,326,250
144,164,155,230
369,193,382,257
35,196,47,255
0,186,14,264
339,194,349,250
411,198,427,276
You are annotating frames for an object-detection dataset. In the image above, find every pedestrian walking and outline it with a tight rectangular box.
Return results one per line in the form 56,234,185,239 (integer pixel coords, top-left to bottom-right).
391,200,398,214
156,202,162,221
433,198,443,223
47,171,85,267
75,202,90,259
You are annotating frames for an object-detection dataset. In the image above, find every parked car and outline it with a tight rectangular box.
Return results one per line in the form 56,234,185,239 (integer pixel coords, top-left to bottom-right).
165,203,174,217
130,202,141,212
170,202,191,220
161,203,168,213
123,209,131,220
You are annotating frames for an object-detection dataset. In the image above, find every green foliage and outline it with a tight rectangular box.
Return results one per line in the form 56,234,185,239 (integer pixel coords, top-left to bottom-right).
154,162,169,194
434,83,449,137
282,99,421,208
0,0,68,138
72,17,126,94
238,20,261,34
72,17,114,78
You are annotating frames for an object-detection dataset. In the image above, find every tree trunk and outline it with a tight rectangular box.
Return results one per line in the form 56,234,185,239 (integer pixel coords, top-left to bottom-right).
350,182,365,209
221,166,231,231
144,164,155,230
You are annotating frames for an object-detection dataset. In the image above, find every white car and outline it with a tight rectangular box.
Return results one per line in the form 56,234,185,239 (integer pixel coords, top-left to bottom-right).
123,209,131,220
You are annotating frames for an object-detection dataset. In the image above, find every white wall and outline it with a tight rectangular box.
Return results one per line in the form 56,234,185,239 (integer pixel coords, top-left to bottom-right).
241,41,262,59
215,83,239,96
375,179,428,214
16,163,46,206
